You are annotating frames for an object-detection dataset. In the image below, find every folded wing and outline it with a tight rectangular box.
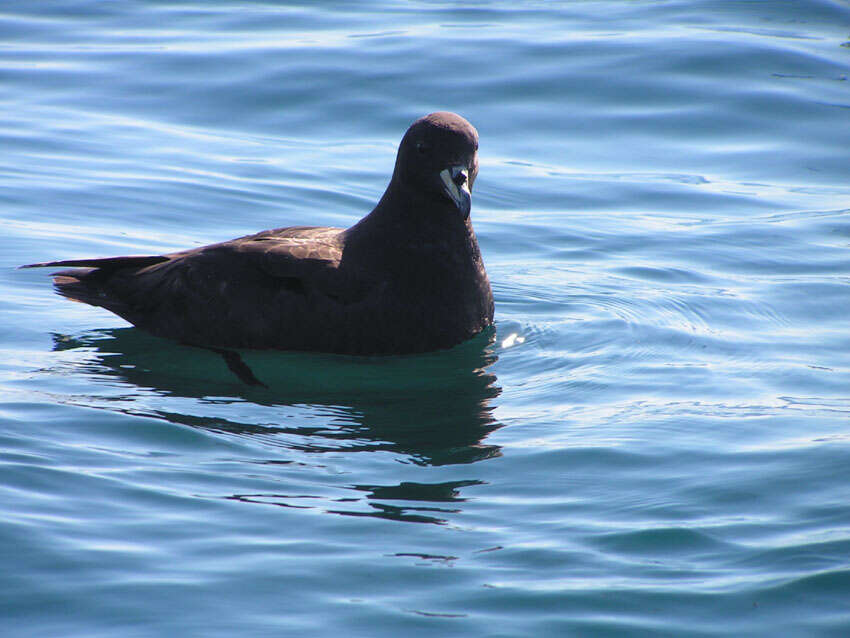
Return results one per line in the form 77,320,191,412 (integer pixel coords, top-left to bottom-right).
22,227,372,350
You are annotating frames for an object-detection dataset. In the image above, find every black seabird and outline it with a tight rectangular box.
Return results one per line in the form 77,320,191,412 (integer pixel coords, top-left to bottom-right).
22,112,494,361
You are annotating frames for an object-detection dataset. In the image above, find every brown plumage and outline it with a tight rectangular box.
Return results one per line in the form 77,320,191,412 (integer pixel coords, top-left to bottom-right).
22,112,494,356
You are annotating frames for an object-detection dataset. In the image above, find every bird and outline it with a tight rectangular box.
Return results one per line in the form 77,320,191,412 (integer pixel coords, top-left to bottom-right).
22,112,495,362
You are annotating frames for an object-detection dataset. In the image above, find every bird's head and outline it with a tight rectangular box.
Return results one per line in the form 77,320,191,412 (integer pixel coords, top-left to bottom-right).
393,111,479,220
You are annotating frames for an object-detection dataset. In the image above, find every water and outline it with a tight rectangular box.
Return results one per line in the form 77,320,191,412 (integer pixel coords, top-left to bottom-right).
2,1,850,635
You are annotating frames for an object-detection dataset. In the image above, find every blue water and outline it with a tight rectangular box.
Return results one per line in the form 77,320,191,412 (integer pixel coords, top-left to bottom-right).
3,1,850,635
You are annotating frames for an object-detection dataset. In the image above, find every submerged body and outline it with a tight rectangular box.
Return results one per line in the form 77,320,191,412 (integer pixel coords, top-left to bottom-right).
23,112,494,355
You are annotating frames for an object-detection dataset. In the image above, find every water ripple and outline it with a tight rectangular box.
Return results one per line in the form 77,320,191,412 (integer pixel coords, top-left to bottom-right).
3,1,850,636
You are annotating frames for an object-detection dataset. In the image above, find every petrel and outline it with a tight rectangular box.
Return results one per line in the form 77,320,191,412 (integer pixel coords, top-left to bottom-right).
23,112,494,358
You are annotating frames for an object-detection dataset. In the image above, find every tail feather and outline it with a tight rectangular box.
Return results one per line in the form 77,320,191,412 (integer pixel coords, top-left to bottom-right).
21,254,167,316
52,274,106,306
20,255,168,270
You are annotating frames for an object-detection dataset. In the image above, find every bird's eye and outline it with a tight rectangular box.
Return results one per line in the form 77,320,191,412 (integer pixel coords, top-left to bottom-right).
416,141,427,154
454,171,467,186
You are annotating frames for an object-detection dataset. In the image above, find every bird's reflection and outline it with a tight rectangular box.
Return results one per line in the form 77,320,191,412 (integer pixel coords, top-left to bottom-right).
50,327,503,469
49,327,503,524
227,479,482,525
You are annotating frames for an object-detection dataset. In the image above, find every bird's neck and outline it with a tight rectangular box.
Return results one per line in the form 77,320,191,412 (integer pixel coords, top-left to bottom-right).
350,179,472,245
341,178,482,283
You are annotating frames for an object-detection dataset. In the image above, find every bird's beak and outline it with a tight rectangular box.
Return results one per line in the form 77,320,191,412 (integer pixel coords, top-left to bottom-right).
440,164,472,220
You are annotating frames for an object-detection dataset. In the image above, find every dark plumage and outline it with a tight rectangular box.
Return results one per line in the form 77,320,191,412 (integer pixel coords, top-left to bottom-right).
22,112,494,356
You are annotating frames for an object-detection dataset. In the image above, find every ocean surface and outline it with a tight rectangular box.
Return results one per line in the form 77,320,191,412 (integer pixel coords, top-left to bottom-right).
2,1,850,636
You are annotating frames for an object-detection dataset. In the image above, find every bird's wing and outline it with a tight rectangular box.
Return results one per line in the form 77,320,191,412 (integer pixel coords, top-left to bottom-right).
214,226,349,295
27,227,376,349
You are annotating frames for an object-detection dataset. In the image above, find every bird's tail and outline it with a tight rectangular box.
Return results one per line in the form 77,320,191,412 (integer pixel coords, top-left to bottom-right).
20,255,168,271
20,255,167,307
50,272,102,305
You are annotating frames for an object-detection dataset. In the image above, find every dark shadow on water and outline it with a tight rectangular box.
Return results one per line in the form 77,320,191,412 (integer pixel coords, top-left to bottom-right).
50,327,503,468
225,479,483,525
